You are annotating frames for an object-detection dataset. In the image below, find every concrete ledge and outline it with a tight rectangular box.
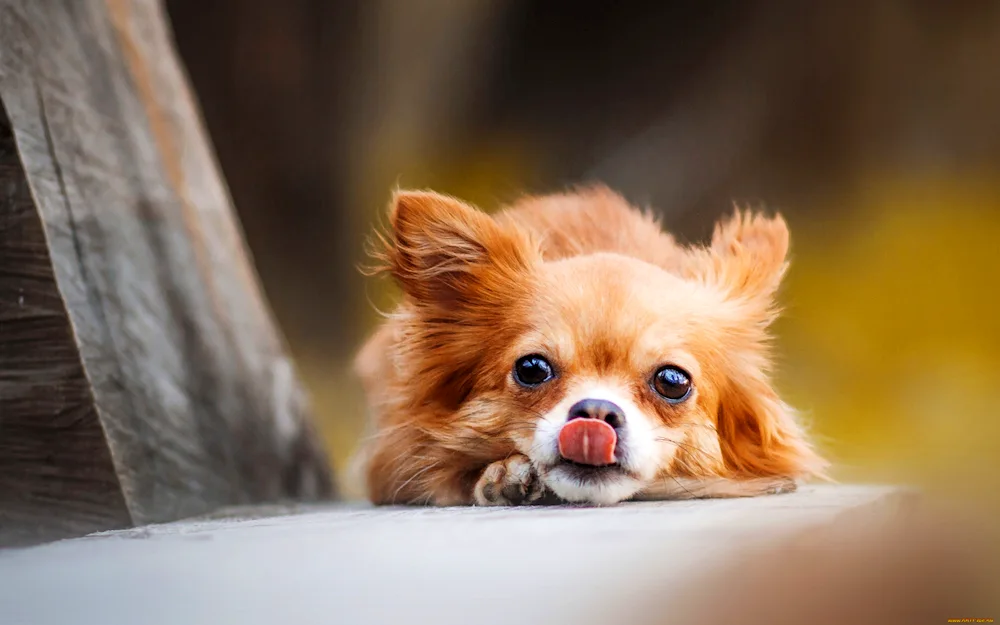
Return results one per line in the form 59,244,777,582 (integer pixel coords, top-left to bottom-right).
0,485,912,625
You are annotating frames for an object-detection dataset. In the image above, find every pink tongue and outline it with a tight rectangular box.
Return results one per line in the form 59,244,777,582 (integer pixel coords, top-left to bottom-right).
558,419,617,466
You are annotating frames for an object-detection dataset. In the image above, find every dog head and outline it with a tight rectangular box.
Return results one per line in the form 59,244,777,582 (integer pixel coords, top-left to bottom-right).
371,189,826,504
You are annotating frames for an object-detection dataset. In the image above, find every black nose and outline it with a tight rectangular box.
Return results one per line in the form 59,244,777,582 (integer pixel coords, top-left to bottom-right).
567,398,626,429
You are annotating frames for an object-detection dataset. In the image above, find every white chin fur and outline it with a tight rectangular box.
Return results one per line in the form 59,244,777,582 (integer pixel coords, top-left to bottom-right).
543,469,643,505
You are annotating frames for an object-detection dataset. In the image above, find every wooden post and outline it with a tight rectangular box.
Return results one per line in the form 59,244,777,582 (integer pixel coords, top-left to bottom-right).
0,0,334,547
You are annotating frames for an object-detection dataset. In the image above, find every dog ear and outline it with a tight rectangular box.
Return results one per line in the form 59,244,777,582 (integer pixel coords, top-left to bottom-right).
685,210,827,480
367,190,539,410
373,189,537,309
683,209,789,325
715,368,829,481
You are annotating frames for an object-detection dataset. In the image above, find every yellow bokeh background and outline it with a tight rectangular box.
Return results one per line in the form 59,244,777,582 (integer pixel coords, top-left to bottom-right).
779,175,1000,498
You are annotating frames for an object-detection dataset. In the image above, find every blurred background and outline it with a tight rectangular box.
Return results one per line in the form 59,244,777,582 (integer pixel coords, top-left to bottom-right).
163,0,1000,499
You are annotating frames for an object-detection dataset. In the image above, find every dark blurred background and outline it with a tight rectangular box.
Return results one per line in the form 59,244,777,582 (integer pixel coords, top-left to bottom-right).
163,0,1000,497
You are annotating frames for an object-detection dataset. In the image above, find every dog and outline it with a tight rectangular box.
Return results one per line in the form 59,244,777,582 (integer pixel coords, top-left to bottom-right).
354,185,827,505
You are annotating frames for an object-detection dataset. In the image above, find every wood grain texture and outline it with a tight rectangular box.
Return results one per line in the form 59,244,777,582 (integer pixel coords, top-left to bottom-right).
0,0,334,546
0,103,133,546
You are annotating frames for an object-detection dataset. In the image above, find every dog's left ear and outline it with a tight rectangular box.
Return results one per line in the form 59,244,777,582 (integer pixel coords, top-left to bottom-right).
715,368,829,480
686,210,828,480
683,209,789,324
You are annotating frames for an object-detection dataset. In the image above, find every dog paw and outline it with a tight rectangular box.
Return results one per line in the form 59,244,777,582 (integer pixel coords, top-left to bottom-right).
473,455,545,506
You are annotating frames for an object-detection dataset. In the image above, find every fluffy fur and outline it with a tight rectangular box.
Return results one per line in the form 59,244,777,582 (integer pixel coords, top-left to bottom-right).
354,185,827,506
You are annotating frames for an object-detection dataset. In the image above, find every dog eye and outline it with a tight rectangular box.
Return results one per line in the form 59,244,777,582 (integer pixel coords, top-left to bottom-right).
513,354,554,387
652,366,692,402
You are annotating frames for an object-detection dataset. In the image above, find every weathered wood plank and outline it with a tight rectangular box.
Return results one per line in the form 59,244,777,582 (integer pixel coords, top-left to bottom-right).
0,486,926,625
0,102,133,545
0,0,333,546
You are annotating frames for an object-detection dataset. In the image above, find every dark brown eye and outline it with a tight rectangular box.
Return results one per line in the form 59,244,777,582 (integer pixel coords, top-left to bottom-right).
652,366,692,402
513,354,554,387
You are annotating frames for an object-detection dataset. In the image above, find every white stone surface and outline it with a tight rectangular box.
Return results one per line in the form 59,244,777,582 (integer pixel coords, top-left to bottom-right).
0,485,908,625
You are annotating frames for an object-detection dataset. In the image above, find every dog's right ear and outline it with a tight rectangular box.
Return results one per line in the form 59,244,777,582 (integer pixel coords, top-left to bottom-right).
371,190,537,309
